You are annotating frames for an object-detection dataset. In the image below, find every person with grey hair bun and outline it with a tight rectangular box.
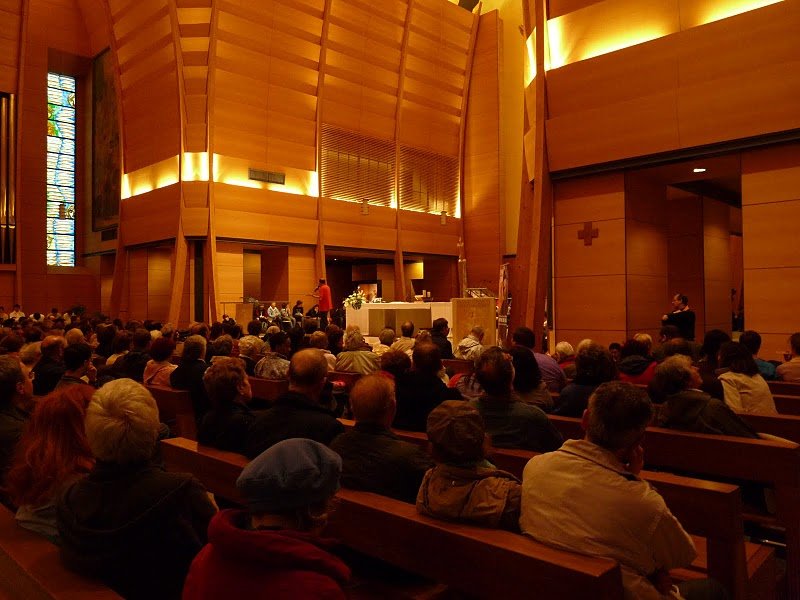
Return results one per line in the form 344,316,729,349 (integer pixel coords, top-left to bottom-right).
183,438,350,599
57,379,217,599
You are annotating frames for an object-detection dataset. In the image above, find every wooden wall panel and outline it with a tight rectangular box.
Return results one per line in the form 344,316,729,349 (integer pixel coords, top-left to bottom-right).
147,246,172,321
0,1,22,93
287,245,316,310
545,1,800,172
215,241,243,318
109,0,181,172
261,246,288,302
742,143,800,359
462,11,501,291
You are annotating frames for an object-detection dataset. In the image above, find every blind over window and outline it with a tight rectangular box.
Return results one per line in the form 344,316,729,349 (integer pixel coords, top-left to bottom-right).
399,146,459,216
320,125,395,207
0,94,15,264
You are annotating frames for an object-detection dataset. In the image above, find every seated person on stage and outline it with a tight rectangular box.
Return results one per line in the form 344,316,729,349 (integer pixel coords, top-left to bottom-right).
198,358,255,454
183,439,350,600
520,381,721,600
469,348,562,452
454,326,485,362
170,335,211,425
508,345,552,412
334,329,380,375
255,331,292,380
372,328,396,359
717,341,777,415
417,400,521,532
393,343,463,432
0,356,34,481
738,330,776,381
512,327,566,392
776,332,800,382
616,338,657,386
430,318,454,360
245,349,344,458
143,337,177,386
292,300,305,322
57,379,217,599
308,331,336,372
331,374,433,503
553,342,616,417
7,386,94,541
266,302,280,323
390,321,416,355
649,355,759,438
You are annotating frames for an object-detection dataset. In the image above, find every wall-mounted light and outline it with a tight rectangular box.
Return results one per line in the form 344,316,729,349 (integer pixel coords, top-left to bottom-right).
693,168,707,173
361,199,369,215
440,210,447,225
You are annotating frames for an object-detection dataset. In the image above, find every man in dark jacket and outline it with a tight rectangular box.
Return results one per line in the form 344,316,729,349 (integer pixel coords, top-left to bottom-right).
331,374,433,503
430,318,454,360
470,347,562,452
393,343,462,431
245,349,344,458
649,355,759,438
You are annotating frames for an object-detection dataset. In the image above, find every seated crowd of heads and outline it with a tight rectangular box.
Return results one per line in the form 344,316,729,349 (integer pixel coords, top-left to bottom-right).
0,302,796,599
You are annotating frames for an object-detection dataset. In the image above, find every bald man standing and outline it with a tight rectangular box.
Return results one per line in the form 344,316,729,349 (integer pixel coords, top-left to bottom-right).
331,374,433,503
245,349,344,458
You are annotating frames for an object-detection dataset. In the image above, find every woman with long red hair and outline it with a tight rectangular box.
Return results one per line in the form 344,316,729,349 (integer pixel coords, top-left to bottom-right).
5,385,94,541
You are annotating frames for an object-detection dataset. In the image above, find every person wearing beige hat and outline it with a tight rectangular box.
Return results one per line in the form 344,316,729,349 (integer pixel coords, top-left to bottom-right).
416,400,521,532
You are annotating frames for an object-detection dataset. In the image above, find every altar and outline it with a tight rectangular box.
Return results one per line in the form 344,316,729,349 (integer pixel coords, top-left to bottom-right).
345,302,453,337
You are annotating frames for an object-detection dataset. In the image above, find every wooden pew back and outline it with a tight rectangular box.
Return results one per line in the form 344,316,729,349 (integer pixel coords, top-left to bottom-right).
442,359,473,375
248,377,288,404
146,385,196,440
327,371,362,390
0,507,122,600
768,380,800,397
159,438,624,600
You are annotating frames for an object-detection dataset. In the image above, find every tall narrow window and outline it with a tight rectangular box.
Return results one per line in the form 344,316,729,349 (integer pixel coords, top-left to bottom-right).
46,72,76,266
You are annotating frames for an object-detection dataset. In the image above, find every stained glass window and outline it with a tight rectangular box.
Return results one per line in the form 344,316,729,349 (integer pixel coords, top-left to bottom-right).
47,72,76,267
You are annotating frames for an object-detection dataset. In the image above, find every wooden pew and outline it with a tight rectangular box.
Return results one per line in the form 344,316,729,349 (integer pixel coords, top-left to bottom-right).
159,438,624,599
248,377,288,404
768,380,800,397
146,385,196,440
335,419,774,600
442,359,473,375
773,394,800,416
0,507,122,599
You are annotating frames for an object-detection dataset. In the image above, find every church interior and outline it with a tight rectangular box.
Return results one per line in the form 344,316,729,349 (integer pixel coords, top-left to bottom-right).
1,0,800,597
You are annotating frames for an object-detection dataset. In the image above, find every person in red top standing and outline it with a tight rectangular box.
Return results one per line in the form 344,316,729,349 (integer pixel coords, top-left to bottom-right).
316,278,333,328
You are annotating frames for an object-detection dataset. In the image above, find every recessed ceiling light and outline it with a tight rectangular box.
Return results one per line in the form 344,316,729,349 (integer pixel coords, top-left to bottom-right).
693,168,707,173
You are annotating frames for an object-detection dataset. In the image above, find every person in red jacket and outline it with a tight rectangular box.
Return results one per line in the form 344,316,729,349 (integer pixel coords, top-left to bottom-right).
315,278,333,328
183,438,350,599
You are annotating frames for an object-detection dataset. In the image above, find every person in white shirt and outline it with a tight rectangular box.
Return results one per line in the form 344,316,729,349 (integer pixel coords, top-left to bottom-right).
9,304,25,321
717,341,776,415
520,381,724,600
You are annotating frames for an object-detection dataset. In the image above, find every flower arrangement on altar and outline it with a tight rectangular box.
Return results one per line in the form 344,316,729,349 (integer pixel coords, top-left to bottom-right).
343,288,367,310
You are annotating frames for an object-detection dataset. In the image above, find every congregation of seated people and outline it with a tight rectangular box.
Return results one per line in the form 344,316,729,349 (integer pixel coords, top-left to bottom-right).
0,306,798,598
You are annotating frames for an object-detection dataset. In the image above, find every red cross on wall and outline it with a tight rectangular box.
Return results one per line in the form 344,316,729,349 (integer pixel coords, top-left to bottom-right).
577,221,599,246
